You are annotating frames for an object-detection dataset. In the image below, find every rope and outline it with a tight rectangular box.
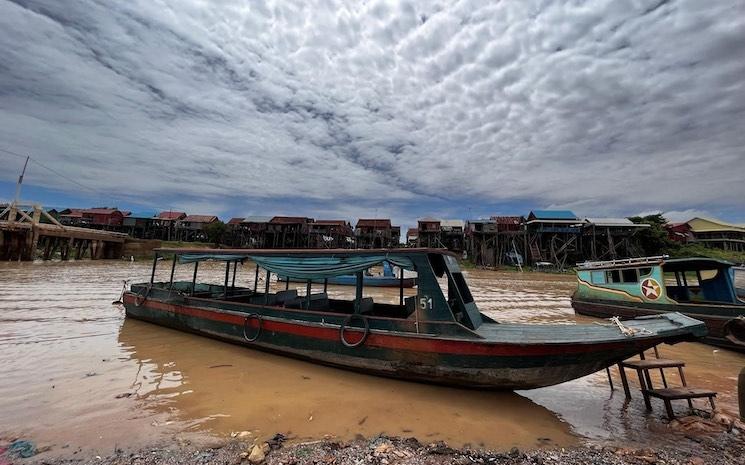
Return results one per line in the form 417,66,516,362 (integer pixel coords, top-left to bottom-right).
112,280,128,305
594,316,652,337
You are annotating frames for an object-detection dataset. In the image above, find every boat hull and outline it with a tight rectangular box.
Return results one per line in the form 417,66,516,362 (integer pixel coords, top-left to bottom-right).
572,297,745,353
123,292,701,390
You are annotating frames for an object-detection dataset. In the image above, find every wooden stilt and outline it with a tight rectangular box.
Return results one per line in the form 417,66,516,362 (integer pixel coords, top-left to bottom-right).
618,363,631,399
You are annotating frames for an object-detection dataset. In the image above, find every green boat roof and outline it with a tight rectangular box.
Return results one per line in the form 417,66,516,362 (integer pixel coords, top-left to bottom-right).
661,257,734,271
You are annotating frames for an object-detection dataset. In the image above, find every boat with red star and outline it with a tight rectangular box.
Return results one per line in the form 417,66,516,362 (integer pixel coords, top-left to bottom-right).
571,256,745,352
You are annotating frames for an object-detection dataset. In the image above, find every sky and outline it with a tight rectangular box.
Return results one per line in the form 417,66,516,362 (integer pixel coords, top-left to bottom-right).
1,0,744,230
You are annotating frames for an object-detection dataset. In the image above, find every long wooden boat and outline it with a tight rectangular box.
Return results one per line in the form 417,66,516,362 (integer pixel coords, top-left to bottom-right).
278,261,417,288
571,256,745,352
123,248,707,390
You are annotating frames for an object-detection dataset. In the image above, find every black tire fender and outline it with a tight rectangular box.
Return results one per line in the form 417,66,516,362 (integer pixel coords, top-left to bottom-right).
243,313,262,342
340,314,369,348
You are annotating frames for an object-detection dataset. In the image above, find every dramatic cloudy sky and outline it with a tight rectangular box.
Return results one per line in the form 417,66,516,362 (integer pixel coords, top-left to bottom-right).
1,0,743,227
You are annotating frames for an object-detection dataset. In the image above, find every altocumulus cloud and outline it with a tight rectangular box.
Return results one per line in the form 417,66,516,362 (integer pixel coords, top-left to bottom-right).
0,0,743,222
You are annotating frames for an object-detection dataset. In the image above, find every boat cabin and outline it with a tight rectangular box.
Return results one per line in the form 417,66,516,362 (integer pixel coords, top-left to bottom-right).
143,248,485,333
575,256,743,305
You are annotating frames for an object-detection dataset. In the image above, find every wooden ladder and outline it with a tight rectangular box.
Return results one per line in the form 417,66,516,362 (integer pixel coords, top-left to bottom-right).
617,347,717,419
529,241,542,261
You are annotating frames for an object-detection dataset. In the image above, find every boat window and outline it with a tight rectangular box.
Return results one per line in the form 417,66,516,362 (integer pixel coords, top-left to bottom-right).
621,269,638,283
606,270,621,283
591,271,606,284
451,272,474,303
639,267,652,277
700,269,718,281
683,271,699,287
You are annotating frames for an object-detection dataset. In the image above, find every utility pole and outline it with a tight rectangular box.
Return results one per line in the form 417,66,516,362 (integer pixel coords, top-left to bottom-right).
14,156,29,204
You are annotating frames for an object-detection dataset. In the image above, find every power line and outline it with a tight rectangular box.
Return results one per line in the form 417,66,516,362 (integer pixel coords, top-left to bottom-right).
0,147,173,212
0,147,102,196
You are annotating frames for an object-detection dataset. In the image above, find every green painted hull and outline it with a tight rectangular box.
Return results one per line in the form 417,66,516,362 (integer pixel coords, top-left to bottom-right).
124,283,707,390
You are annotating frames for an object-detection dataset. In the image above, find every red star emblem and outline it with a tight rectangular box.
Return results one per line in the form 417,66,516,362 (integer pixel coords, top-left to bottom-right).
641,278,661,300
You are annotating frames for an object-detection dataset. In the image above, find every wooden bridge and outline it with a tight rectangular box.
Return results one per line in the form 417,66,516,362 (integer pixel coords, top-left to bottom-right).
0,203,128,261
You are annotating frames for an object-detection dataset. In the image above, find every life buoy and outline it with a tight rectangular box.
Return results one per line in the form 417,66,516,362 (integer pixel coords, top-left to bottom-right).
243,313,262,342
340,314,369,348
723,317,745,346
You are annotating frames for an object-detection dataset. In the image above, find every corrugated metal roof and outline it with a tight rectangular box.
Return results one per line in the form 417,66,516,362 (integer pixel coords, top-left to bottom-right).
313,220,349,226
128,211,157,219
227,217,245,224
182,215,218,223
687,217,745,233
491,216,522,225
440,219,464,228
242,216,272,223
157,211,186,220
530,210,578,220
60,211,83,218
270,216,312,224
584,217,647,227
356,219,392,228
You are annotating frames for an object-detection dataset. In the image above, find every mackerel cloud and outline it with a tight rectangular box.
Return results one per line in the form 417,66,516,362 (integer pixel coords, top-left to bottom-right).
0,0,743,219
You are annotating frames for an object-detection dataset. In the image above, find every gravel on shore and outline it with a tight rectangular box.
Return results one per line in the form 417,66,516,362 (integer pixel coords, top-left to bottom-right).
14,424,744,465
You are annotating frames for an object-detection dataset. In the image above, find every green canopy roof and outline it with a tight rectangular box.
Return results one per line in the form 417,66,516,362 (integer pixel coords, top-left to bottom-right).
177,253,415,279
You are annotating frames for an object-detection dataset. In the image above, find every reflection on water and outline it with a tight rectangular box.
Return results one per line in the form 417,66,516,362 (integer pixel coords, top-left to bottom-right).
1,260,743,454
118,318,573,449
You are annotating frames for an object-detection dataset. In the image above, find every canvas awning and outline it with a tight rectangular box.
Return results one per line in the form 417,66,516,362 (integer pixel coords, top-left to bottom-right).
177,253,414,279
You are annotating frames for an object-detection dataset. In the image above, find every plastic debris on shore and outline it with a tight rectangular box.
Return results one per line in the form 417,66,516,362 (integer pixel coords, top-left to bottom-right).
7,439,37,458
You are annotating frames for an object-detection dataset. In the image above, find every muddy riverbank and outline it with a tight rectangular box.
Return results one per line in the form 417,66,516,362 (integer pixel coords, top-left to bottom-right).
1,260,744,462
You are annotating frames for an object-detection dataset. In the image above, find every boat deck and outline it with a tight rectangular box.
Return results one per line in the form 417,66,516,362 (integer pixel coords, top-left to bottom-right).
475,313,701,344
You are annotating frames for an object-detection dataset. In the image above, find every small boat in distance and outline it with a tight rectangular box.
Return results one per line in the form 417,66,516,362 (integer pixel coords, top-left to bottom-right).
278,261,417,288
571,256,745,352
123,248,707,390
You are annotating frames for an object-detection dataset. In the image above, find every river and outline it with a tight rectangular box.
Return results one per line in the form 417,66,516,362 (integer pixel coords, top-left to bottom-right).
0,260,742,455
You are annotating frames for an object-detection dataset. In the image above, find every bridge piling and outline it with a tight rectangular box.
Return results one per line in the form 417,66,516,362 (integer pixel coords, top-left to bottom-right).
1,202,128,261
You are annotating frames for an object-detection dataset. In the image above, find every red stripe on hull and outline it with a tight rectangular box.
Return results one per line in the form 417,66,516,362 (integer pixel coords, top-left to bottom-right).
124,294,652,356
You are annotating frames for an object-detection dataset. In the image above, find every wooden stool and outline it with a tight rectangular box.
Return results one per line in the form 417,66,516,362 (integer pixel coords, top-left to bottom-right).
646,388,717,419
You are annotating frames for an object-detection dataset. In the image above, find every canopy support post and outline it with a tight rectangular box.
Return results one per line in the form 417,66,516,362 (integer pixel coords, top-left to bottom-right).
306,280,312,309
150,253,159,285
168,255,177,294
231,260,238,290
323,278,328,293
254,264,259,292
399,268,404,307
191,261,199,295
223,261,230,298
354,271,363,313
285,277,290,290
264,270,271,304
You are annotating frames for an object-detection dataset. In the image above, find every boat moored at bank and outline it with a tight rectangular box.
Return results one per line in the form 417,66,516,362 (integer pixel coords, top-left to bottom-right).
123,248,707,390
571,256,745,352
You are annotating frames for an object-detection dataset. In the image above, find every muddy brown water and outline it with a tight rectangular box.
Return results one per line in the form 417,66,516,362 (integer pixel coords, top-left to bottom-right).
1,261,743,455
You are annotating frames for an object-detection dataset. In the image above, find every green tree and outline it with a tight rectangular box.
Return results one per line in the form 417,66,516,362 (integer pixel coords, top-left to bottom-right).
627,213,679,256
204,220,227,246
